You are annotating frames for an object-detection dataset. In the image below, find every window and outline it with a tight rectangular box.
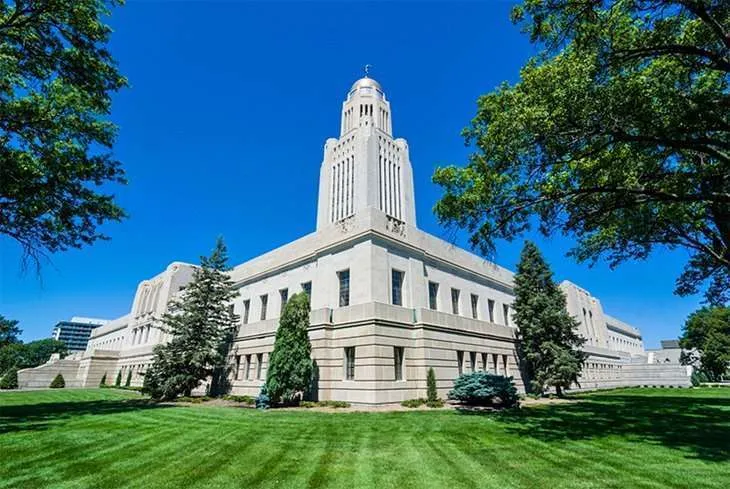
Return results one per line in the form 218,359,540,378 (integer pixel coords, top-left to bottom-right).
280,288,288,315
469,352,476,372
457,351,464,375
245,354,252,380
394,346,404,381
391,270,404,306
301,281,312,298
470,294,479,319
503,304,510,326
242,299,250,324
451,288,460,315
428,282,439,310
345,346,356,380
234,355,241,380
256,353,263,380
487,299,495,322
338,270,350,307
260,294,268,320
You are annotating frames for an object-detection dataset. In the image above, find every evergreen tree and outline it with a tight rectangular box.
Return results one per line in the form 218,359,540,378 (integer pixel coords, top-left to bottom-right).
115,370,122,387
99,373,107,387
0,367,18,390
143,237,239,400
50,373,65,388
125,370,132,387
426,367,438,403
513,241,587,396
266,293,313,405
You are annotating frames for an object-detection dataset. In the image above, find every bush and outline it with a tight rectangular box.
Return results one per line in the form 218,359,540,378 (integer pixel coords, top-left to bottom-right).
427,367,438,403
115,370,122,387
0,368,18,390
125,370,132,387
426,399,444,408
49,373,65,389
99,373,107,387
300,400,351,408
448,372,518,408
691,370,710,386
176,396,210,404
256,385,270,410
223,395,255,405
401,398,426,408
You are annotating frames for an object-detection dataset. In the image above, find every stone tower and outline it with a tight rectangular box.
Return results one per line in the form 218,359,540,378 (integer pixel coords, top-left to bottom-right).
316,74,417,230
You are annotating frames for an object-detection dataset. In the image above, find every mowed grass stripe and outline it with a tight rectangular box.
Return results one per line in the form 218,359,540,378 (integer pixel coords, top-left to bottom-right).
1,388,729,488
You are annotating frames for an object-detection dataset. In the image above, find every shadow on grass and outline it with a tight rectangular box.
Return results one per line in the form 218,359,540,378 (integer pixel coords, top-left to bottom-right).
478,393,730,462
0,398,170,435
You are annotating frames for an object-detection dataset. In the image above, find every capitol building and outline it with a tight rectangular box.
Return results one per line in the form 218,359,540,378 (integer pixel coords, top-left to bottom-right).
19,74,690,402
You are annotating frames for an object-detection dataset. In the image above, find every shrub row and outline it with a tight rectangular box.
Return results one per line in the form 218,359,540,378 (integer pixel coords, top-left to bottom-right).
223,394,256,405
400,398,444,408
300,400,351,408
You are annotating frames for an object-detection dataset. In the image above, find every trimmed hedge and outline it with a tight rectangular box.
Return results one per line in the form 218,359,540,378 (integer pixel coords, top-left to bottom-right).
49,373,65,389
300,400,351,409
448,372,518,408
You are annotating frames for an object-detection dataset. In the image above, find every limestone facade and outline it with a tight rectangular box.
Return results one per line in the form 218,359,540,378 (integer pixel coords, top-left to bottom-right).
20,74,690,399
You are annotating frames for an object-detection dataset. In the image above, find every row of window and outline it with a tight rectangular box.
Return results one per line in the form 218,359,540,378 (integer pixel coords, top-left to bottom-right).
233,353,264,381
427,280,511,326
457,351,510,376
240,282,312,324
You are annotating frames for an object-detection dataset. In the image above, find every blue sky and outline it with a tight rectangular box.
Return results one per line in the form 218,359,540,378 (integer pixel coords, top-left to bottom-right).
0,1,700,347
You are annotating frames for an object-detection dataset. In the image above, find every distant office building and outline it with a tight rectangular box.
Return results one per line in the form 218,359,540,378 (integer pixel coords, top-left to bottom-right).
52,317,109,352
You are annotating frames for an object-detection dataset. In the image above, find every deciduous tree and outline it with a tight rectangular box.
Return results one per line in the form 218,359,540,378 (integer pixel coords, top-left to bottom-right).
433,0,730,304
680,306,730,381
0,315,21,348
0,0,128,271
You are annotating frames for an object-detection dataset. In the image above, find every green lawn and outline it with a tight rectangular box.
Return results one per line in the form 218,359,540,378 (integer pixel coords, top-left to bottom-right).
1,388,728,489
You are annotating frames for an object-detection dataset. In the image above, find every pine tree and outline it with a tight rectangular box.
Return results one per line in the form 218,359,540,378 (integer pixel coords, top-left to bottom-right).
115,370,122,387
143,237,239,400
513,241,587,396
125,370,132,387
50,373,65,388
99,373,107,387
266,292,313,405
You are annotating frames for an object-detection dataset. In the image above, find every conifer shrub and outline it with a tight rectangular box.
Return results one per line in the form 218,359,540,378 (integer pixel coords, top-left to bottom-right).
99,373,107,387
426,399,445,408
0,368,18,390
49,373,65,388
427,367,438,402
448,371,518,407
223,395,255,405
115,370,122,386
256,385,270,410
125,370,132,387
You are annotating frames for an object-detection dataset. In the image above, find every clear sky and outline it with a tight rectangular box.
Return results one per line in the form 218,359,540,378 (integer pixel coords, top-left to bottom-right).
0,1,701,347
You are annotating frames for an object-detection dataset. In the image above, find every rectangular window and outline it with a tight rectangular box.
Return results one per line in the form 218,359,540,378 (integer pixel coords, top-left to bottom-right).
428,282,439,310
487,299,495,323
394,346,404,381
391,270,404,306
234,355,241,380
245,354,252,380
469,352,476,372
338,270,350,307
470,294,479,319
260,294,268,320
242,299,250,324
301,281,312,298
280,288,288,315
457,351,464,375
451,288,460,315
345,346,356,380
503,304,510,326
256,353,263,380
